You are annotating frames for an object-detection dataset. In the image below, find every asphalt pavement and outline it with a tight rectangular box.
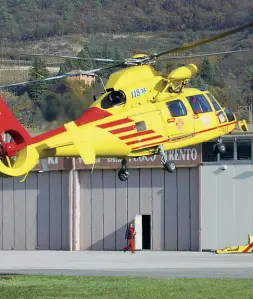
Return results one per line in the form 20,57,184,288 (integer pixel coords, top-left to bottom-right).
0,251,253,278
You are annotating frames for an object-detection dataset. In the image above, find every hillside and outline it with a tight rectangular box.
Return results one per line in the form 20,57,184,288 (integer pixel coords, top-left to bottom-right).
0,0,252,41
0,1,252,132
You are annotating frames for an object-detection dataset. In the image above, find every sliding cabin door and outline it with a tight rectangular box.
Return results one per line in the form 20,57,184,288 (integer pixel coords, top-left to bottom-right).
164,99,195,141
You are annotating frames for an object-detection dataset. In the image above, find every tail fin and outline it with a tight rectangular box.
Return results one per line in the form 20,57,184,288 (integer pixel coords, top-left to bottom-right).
0,97,39,180
0,96,32,144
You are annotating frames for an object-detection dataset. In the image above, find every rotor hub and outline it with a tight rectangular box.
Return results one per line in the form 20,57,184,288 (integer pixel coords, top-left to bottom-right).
1,142,18,157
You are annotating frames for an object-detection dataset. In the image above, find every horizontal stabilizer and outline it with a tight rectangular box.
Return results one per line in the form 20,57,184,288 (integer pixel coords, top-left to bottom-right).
64,121,96,165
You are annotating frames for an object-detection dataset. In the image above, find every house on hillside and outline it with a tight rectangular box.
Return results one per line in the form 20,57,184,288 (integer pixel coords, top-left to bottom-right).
66,70,96,86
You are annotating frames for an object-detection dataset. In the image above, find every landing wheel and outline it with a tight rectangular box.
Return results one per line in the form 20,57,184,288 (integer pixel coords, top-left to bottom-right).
118,169,129,181
213,142,226,154
217,143,226,154
158,144,176,174
163,161,176,173
118,158,129,181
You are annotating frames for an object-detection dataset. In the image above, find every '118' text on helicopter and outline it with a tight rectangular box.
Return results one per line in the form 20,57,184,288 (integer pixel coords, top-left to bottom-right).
0,21,252,182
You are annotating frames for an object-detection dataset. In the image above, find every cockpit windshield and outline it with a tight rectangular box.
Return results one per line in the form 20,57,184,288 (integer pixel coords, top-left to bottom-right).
101,90,126,109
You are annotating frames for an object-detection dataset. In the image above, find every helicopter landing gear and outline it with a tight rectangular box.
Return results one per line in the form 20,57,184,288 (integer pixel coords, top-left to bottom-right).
158,144,176,173
118,158,129,181
213,137,226,154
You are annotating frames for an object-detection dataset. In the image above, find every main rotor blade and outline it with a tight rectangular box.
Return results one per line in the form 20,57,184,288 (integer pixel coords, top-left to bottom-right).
0,63,123,89
158,48,253,60
152,21,253,59
20,53,124,63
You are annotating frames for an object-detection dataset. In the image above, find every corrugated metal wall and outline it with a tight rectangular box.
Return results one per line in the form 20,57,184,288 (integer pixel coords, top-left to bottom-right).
0,171,69,250
201,164,253,250
79,167,199,251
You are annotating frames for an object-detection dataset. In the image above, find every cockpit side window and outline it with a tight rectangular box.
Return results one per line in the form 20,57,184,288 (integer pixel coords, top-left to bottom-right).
101,90,126,109
206,93,221,111
187,94,212,114
166,100,187,117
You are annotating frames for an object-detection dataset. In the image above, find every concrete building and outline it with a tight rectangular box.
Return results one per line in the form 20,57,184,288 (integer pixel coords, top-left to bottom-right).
201,133,253,251
0,134,253,251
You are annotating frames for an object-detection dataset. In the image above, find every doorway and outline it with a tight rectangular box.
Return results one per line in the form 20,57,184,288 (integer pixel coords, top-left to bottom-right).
142,215,151,250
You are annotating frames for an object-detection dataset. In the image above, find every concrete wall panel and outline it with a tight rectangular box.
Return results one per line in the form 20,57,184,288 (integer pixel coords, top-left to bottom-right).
140,169,152,215
234,165,253,246
61,171,70,250
216,165,235,248
49,172,62,250
177,168,190,251
115,175,127,251
164,171,178,250
14,178,26,249
25,174,38,250
189,167,199,251
80,171,92,250
127,169,140,224
91,170,103,250
152,169,164,250
201,165,218,249
37,172,50,250
103,170,116,250
2,178,14,249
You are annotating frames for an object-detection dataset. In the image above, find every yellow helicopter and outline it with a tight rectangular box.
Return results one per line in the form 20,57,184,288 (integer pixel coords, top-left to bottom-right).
0,21,252,182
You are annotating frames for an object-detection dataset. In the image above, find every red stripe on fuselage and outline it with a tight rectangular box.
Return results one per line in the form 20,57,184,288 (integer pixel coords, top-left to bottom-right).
98,118,132,129
119,130,154,140
197,121,237,135
109,125,136,134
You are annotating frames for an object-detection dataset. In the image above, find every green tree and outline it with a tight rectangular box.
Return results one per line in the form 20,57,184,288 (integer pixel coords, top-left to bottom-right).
28,58,50,102
38,92,62,122
190,75,206,89
212,61,225,88
199,57,215,85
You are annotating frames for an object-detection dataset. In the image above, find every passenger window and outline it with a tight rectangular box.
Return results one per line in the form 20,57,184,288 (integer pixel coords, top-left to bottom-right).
217,111,227,123
136,121,146,132
187,94,213,114
166,100,187,117
206,93,221,111
224,108,235,122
